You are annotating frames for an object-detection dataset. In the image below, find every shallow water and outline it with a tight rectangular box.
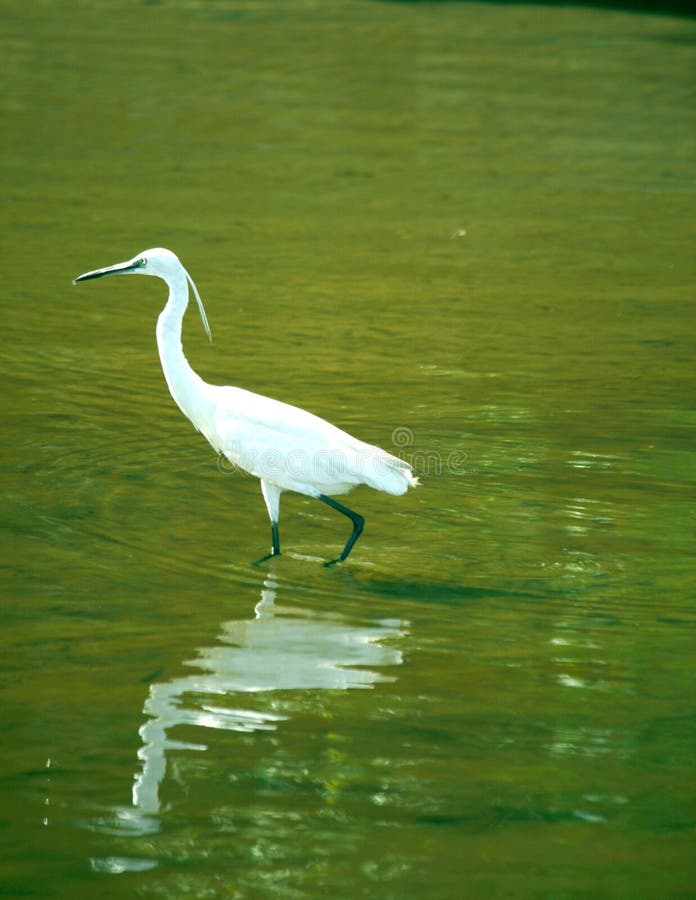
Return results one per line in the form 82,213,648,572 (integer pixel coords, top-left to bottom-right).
2,1,695,896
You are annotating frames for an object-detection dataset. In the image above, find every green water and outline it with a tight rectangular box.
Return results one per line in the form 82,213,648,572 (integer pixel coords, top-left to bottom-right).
2,1,695,896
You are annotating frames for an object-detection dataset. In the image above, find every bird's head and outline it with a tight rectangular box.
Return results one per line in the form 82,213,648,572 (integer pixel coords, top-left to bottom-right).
73,247,212,341
72,247,180,282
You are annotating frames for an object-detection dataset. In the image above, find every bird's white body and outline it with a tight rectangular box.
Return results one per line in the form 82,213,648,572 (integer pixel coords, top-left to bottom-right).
208,386,413,498
74,248,417,562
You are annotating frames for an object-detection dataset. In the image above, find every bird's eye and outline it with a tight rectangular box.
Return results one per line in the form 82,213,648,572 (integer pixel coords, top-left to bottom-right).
137,257,147,267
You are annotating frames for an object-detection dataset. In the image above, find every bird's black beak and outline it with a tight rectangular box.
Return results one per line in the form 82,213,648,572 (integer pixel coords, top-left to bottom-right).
72,259,138,285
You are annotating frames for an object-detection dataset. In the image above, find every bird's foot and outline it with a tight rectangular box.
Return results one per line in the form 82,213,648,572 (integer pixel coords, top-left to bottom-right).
252,549,281,567
323,552,349,568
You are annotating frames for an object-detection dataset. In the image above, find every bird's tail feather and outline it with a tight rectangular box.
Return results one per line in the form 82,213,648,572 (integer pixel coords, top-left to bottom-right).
365,450,418,495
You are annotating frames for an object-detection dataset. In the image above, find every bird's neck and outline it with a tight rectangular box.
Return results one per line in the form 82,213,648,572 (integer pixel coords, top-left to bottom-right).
156,271,214,434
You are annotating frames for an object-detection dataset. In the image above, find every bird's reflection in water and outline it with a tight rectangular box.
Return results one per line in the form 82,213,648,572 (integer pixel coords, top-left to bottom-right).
126,574,405,827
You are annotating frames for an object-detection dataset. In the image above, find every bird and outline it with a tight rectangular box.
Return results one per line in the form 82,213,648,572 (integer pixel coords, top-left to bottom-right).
73,248,417,564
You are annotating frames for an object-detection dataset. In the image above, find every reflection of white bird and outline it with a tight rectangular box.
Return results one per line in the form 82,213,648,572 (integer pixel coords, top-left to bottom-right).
127,573,405,819
73,248,417,563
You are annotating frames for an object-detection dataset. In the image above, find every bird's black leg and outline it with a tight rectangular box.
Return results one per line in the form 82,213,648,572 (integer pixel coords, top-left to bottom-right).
253,521,281,565
319,495,365,564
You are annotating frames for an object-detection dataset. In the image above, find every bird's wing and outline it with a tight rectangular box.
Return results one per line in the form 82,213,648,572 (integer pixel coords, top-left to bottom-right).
211,387,413,496
213,386,353,447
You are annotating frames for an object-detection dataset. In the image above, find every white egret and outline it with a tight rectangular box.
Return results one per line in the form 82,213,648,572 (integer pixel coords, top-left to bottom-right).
73,248,417,564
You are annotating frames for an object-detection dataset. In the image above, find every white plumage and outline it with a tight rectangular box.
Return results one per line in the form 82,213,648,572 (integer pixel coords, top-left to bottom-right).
74,247,417,563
